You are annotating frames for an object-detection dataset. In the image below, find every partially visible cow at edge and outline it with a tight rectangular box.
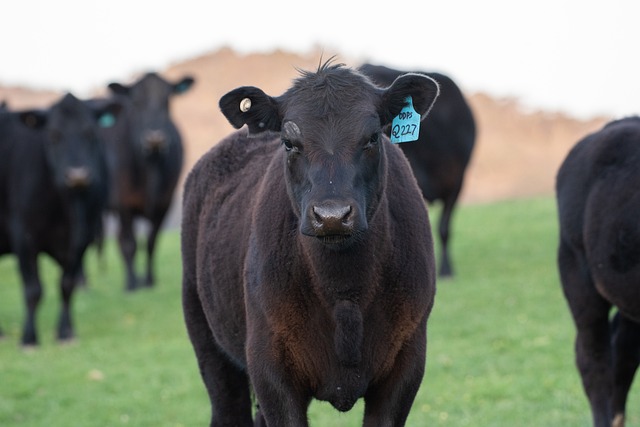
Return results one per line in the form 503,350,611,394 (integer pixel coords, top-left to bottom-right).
556,117,640,427
0,94,120,345
359,63,476,277
182,62,438,425
102,72,194,291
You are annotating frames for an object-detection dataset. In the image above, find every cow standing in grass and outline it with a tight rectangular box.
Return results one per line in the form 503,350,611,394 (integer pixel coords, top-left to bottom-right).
0,94,119,345
556,116,640,427
359,64,476,278
182,62,438,426
103,72,194,290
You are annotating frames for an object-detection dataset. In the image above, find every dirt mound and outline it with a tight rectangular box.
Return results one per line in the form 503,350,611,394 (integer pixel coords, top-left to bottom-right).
0,47,609,204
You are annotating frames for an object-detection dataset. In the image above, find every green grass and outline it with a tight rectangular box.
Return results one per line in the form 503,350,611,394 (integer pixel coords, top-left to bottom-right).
1,197,637,426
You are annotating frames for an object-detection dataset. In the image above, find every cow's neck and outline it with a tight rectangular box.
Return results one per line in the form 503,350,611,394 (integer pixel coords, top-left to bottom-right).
299,196,391,367
300,194,391,308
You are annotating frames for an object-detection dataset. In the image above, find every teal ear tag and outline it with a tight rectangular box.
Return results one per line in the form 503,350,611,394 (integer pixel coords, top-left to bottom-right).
98,113,116,128
390,96,421,143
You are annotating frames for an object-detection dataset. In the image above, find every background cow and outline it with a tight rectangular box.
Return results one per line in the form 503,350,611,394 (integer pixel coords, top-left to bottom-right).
182,62,438,425
0,94,120,345
556,116,640,427
103,72,194,291
359,63,476,277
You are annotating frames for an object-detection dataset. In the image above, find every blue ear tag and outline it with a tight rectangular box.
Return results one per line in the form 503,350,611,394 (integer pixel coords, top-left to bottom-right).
390,96,421,143
98,113,116,128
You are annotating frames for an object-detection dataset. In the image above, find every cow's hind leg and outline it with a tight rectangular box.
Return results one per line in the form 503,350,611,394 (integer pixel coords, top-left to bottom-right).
610,312,640,427
558,239,613,427
437,191,459,278
182,282,253,427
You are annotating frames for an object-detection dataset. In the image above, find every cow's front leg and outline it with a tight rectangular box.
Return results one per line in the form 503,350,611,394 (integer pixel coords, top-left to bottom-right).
363,328,426,427
246,331,311,427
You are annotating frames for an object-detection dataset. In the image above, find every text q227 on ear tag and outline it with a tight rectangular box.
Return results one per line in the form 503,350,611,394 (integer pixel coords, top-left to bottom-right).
390,96,421,143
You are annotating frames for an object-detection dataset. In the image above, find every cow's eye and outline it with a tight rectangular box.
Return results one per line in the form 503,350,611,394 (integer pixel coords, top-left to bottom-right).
281,138,299,153
364,132,380,150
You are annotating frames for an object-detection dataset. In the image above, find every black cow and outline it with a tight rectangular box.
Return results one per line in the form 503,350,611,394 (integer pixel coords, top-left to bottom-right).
359,63,476,277
556,116,640,427
0,94,120,345
104,72,194,290
182,62,438,425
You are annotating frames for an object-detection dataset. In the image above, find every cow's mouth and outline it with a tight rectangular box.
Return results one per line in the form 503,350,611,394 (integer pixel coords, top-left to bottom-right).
318,234,350,244
315,234,359,250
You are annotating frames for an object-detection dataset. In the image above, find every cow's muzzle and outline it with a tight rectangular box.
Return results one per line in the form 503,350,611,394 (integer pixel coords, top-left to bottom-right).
303,200,361,246
65,167,91,189
143,129,168,153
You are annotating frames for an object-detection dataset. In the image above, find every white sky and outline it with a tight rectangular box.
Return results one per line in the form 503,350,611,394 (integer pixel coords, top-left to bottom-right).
1,0,638,119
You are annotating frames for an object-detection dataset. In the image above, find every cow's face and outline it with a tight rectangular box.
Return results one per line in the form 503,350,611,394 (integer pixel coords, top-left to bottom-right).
20,93,120,193
220,62,439,250
108,73,194,157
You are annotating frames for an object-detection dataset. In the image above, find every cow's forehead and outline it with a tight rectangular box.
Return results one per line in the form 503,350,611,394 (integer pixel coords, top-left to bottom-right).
132,74,172,99
49,97,92,127
281,90,380,141
283,111,380,141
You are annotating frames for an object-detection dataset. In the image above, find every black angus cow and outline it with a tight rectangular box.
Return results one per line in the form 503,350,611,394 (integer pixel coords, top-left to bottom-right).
556,116,640,427
103,72,194,290
182,62,439,425
0,94,120,345
359,63,476,277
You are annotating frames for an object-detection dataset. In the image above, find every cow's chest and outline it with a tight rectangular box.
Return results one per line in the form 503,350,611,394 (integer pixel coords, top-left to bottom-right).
271,305,395,411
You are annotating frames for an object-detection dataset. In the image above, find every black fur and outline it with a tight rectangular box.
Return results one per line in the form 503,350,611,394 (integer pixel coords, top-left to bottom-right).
556,116,640,427
102,72,194,290
0,94,119,345
359,63,476,277
182,63,438,425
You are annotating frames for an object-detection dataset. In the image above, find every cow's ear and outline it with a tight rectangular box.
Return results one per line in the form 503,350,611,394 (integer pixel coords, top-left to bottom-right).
94,101,123,128
173,76,194,94
219,86,281,133
378,73,440,126
19,110,47,129
108,82,130,96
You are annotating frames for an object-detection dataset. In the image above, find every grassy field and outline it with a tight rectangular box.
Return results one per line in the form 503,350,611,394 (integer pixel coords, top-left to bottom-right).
0,197,637,426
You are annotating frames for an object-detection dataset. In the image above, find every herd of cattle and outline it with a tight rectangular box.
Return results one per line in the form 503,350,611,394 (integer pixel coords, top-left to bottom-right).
0,60,637,426
0,72,194,345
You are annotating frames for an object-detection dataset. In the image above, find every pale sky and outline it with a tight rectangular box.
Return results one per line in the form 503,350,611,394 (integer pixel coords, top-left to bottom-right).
2,0,638,119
